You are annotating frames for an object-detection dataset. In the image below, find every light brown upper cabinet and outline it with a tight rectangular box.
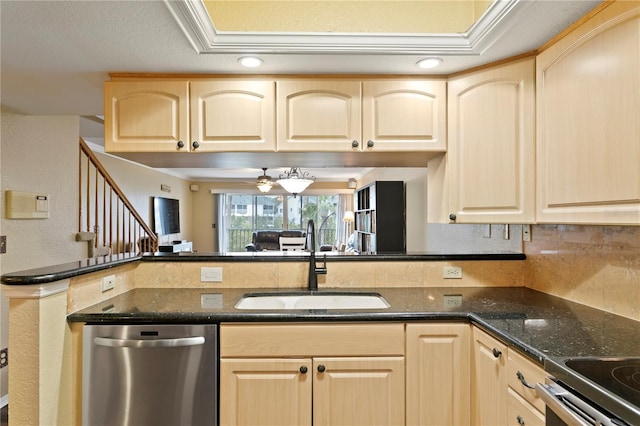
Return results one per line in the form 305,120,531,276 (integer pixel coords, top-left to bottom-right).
536,1,640,225
443,58,536,224
276,80,362,151
105,80,190,152
276,79,446,152
105,79,275,153
190,80,275,152
362,80,446,151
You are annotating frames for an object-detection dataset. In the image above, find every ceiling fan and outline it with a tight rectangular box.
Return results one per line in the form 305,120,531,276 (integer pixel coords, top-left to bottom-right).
256,168,275,193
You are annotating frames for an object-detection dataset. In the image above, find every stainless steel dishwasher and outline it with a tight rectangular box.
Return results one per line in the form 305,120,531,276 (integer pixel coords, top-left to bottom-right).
83,324,218,426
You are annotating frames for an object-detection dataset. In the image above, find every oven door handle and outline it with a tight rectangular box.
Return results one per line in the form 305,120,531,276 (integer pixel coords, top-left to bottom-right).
536,382,623,426
536,383,591,426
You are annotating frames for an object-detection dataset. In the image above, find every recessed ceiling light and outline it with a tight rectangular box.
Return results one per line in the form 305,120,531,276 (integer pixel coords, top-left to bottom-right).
238,56,263,68
416,57,443,69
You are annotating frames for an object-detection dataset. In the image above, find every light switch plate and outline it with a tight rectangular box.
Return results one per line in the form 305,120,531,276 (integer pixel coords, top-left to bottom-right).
102,275,115,292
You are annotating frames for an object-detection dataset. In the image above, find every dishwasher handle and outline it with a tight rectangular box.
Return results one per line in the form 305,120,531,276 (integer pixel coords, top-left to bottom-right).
94,336,205,348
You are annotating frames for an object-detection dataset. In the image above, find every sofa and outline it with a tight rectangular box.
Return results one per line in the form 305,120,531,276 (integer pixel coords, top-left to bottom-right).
245,230,306,251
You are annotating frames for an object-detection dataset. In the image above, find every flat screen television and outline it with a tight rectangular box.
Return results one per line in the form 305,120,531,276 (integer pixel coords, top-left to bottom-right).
152,196,180,236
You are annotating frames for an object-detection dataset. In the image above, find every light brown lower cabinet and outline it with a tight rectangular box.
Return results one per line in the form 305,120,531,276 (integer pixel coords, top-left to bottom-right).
405,323,471,426
507,388,546,426
220,356,404,426
220,358,312,426
472,326,546,426
219,323,405,426
220,322,546,426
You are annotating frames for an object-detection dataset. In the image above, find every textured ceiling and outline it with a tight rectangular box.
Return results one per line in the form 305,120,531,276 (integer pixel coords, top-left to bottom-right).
204,0,493,33
1,0,603,181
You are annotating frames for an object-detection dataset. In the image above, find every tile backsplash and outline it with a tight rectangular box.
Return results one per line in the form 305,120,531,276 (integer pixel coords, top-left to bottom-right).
524,225,640,321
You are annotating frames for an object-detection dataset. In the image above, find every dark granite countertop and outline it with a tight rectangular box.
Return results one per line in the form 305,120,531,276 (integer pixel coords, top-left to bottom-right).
1,251,525,285
0,253,141,285
68,286,640,365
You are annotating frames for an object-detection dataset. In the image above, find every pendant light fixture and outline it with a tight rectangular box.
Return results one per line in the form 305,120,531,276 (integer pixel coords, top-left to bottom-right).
277,167,315,196
256,168,274,193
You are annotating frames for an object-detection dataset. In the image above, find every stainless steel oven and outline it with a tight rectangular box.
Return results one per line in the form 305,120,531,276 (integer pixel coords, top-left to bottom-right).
538,357,640,426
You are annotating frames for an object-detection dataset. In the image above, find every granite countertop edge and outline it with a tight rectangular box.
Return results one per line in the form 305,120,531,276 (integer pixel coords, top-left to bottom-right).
1,252,525,285
0,254,141,285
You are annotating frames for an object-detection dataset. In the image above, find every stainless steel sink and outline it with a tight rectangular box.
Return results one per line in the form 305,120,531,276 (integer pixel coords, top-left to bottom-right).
234,292,390,310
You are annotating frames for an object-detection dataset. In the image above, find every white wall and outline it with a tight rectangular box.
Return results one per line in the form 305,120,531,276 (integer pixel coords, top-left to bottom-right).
0,112,192,404
0,110,86,403
1,112,85,271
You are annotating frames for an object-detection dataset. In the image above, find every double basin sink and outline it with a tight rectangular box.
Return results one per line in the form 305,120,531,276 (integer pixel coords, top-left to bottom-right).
235,291,390,310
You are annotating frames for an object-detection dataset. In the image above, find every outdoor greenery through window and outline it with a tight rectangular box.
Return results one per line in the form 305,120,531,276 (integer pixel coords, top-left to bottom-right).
223,194,339,252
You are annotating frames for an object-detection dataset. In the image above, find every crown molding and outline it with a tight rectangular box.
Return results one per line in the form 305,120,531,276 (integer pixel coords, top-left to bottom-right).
164,0,532,56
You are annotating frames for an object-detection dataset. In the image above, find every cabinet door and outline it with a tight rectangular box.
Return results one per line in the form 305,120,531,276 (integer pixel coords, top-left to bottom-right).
536,1,640,224
362,80,446,151
220,358,312,426
190,80,276,152
472,327,508,426
276,80,361,151
507,388,546,426
507,349,546,414
313,357,404,426
406,323,470,426
104,81,189,152
447,58,536,223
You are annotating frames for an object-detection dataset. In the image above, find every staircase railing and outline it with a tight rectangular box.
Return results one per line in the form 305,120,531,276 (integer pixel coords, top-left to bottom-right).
78,138,158,256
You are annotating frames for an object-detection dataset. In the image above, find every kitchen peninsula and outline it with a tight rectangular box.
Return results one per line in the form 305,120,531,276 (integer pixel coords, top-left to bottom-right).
3,250,640,425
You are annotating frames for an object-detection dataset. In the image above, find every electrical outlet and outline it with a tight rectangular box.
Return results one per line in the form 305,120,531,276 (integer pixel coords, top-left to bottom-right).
443,294,463,307
102,275,115,292
0,235,6,254
522,224,532,242
443,266,463,279
0,348,8,369
201,267,223,282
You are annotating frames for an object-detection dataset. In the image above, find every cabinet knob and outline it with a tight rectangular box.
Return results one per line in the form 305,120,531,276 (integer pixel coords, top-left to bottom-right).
516,415,525,426
351,140,359,148
317,364,326,373
192,141,200,150
299,366,308,374
449,214,457,221
177,140,184,149
366,140,375,148
492,348,502,358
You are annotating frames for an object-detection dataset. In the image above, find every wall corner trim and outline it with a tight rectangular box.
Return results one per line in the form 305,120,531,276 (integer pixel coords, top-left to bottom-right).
1,279,70,299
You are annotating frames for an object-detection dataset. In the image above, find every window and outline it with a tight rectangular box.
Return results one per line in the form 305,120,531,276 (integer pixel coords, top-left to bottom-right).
234,204,247,215
221,194,339,252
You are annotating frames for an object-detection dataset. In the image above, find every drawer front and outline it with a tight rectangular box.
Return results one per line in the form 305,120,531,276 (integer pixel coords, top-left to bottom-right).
507,388,545,426
220,323,404,357
507,349,546,413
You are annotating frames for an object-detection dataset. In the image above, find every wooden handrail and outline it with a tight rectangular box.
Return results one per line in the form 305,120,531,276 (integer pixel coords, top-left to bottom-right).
78,138,158,254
